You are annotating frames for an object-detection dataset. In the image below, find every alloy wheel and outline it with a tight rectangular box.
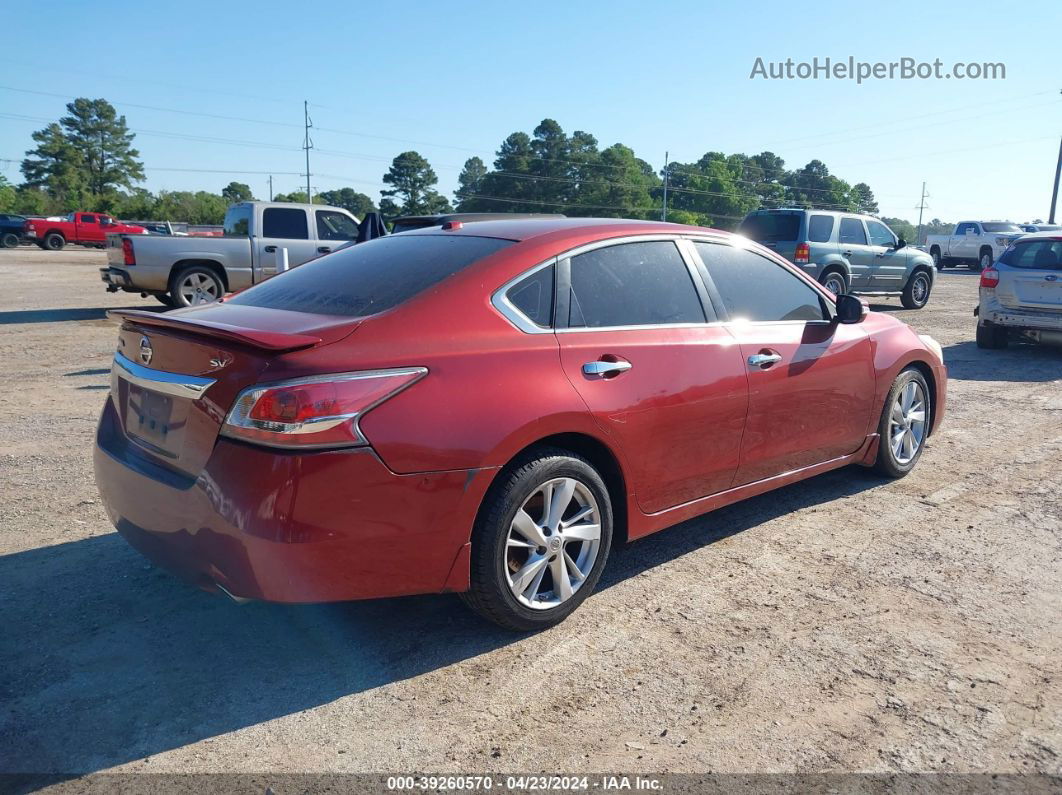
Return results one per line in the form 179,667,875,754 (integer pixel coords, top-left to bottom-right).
824,273,846,295
505,477,601,610
179,272,220,305
889,381,927,464
911,273,929,304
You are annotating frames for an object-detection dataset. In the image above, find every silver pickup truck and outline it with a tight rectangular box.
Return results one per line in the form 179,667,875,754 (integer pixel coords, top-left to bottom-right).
101,201,359,307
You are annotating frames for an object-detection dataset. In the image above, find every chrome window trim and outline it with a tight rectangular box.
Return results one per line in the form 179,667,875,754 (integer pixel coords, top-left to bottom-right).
491,258,557,335
112,351,217,400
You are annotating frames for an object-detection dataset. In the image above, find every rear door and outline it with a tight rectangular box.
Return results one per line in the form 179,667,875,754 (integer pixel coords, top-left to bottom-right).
838,216,874,289
691,241,875,486
254,206,319,279
996,239,1062,310
554,238,749,513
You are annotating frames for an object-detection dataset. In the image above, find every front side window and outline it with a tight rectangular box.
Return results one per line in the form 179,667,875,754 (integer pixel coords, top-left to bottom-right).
568,241,705,328
227,234,513,316
999,240,1062,270
695,242,827,323
262,207,309,240
316,210,358,241
506,264,555,327
807,215,834,243
838,218,867,245
223,204,252,237
866,220,896,247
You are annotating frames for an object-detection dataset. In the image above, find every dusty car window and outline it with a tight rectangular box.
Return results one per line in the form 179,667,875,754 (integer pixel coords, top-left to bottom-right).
696,242,827,323
507,265,555,327
838,218,867,245
999,240,1062,270
807,215,834,243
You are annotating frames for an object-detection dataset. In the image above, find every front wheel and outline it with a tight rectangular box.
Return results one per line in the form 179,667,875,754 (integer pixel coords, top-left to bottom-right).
900,270,932,309
462,449,613,631
874,368,931,478
972,250,992,272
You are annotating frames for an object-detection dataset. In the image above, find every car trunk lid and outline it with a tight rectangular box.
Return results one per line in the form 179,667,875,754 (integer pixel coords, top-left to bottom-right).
108,304,360,477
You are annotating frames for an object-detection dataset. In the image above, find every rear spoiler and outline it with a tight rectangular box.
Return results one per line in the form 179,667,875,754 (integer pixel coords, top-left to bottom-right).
108,309,322,352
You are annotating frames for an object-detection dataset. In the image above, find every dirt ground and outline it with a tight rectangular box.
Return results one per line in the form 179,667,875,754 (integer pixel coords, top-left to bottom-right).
0,246,1059,779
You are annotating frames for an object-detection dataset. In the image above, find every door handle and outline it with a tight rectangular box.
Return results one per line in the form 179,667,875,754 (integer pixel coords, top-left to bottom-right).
748,352,782,369
264,245,277,253
842,250,853,257
582,360,632,377
317,246,331,254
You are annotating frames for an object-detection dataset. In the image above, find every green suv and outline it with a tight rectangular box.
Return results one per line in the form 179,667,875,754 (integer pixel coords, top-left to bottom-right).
738,209,936,309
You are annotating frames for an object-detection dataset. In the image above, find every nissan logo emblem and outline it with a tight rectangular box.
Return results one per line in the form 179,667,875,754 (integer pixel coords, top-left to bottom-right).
139,336,153,365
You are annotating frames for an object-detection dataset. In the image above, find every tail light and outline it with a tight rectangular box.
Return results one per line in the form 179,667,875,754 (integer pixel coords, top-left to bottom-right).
221,367,427,449
122,238,135,266
25,222,36,236
980,267,999,288
795,242,810,264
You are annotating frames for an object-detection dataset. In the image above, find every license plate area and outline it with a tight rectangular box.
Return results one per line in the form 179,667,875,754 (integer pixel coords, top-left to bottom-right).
125,385,183,458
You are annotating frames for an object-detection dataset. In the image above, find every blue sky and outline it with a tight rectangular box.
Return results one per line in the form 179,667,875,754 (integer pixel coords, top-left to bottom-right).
2,0,1059,223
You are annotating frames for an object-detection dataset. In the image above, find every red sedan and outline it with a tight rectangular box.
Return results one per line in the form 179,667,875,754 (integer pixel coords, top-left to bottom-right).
94,218,947,630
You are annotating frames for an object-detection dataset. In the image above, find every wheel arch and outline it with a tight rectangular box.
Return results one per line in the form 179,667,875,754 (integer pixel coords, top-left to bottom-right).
901,358,939,437
169,259,229,291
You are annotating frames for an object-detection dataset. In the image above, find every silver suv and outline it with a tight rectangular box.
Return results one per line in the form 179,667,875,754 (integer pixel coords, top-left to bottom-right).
976,231,1062,349
738,209,936,309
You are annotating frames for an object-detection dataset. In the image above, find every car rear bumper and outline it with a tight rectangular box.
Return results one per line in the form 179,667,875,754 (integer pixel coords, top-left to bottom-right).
100,266,133,292
980,300,1062,331
93,397,489,602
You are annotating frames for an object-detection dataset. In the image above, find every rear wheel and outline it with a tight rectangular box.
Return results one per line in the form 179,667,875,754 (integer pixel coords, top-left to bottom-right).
930,247,944,270
900,270,932,309
462,448,613,631
43,233,65,251
976,321,1008,349
1,232,18,249
874,368,931,478
170,265,224,307
820,268,848,296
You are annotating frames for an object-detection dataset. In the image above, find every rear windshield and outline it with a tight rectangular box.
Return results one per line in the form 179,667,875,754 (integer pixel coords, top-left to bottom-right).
999,239,1062,270
738,213,801,242
226,234,514,316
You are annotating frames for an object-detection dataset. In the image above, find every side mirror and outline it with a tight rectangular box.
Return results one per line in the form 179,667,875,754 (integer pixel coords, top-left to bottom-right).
835,293,869,324
895,237,907,249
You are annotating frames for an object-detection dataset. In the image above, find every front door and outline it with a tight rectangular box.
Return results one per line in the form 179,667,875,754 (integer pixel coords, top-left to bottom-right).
254,206,319,281
691,240,876,486
554,239,749,513
864,219,908,291
837,216,874,290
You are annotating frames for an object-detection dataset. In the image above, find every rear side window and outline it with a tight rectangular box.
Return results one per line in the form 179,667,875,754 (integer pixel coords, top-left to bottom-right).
507,265,555,327
224,205,252,237
838,218,867,245
695,242,827,323
807,215,834,243
568,241,705,328
227,234,514,316
738,213,801,243
262,208,309,239
999,240,1062,269
81,214,97,224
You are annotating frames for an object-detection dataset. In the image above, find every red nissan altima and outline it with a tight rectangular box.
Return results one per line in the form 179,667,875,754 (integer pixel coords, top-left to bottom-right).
94,218,946,630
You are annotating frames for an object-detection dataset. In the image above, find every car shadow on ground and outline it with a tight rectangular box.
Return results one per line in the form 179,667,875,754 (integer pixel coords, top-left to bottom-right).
943,340,1062,382
0,306,160,325
1,466,884,777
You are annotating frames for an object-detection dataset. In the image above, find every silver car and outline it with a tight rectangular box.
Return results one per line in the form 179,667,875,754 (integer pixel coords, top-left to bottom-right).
976,231,1062,348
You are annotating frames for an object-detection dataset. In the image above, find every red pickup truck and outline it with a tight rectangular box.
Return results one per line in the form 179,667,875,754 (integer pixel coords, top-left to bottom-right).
25,212,147,251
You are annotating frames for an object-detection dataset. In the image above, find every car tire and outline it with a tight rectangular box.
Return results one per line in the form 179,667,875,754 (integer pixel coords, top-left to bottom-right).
820,268,848,296
154,293,176,308
43,233,65,251
1,232,18,249
461,447,613,632
170,264,224,307
975,321,1008,350
972,249,992,272
874,368,931,479
900,270,932,309
930,247,944,270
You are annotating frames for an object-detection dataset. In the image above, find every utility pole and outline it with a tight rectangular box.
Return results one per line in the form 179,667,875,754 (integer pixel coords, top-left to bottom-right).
916,181,929,245
661,151,669,222
268,175,274,201
302,100,313,203
1049,134,1062,224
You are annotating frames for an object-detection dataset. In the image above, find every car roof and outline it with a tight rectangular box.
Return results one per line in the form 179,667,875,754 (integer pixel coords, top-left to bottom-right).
396,216,725,243
391,213,566,224
1014,230,1062,240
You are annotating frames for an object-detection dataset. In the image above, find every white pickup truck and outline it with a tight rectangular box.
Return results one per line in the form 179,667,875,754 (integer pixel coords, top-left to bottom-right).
926,221,1025,272
100,201,359,307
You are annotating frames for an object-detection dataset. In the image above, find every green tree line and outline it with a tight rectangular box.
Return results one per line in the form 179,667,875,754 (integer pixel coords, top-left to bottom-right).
1,98,948,240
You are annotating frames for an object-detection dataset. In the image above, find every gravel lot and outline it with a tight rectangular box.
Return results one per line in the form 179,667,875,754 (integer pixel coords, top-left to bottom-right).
1,246,1059,779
